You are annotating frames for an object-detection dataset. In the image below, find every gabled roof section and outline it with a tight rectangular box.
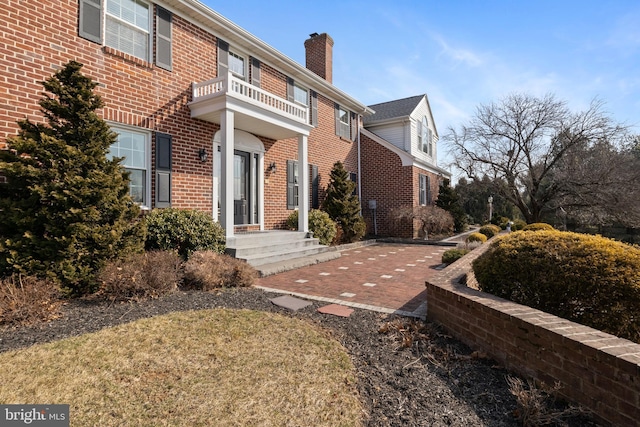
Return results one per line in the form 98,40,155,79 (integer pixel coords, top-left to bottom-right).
363,94,425,124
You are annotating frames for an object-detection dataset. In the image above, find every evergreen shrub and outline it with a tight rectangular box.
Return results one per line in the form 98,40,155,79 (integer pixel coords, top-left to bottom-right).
442,249,470,265
322,161,366,243
522,222,554,231
286,209,338,246
0,61,144,296
466,232,488,243
512,219,527,231
473,230,640,343
145,208,225,259
479,224,501,239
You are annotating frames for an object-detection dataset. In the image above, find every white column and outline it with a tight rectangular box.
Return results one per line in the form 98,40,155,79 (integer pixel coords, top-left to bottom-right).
220,109,235,240
297,133,309,233
258,152,265,230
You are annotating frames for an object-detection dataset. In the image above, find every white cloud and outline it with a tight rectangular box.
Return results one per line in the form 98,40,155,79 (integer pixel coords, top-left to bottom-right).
433,34,484,68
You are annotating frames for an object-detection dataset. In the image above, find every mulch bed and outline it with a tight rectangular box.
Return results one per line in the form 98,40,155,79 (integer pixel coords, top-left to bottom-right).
0,287,600,426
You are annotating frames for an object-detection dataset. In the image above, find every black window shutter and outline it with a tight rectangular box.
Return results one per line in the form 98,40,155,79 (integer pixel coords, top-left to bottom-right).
155,132,172,208
310,90,318,126
217,39,229,77
287,160,297,210
350,172,358,196
155,6,172,70
250,57,261,88
350,112,358,141
311,164,319,209
427,175,432,204
286,77,294,103
79,0,102,44
334,103,340,136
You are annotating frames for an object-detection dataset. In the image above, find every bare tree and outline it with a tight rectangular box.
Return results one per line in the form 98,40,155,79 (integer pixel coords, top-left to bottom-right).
445,93,628,223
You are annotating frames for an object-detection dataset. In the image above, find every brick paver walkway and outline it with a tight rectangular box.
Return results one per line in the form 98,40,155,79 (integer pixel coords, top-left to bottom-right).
256,243,451,317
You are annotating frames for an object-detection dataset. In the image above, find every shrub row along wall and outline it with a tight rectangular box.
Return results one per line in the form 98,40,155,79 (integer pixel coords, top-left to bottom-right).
425,243,640,427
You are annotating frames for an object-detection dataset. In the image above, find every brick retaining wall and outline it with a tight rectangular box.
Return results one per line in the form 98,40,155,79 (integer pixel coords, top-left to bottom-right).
425,243,640,426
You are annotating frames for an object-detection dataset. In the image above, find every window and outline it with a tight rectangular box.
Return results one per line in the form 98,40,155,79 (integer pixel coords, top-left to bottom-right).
80,0,172,68
336,104,351,139
105,0,151,60
419,174,431,206
108,127,150,206
419,116,431,154
293,83,308,106
229,51,246,78
287,160,299,210
349,172,358,196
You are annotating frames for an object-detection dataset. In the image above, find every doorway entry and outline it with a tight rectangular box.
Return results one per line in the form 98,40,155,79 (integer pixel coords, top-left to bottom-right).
233,150,250,225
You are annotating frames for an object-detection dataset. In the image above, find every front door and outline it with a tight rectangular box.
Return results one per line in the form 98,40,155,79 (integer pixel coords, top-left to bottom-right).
233,150,250,225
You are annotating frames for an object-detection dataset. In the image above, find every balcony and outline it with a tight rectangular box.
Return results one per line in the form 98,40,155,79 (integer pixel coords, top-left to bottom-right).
189,73,312,140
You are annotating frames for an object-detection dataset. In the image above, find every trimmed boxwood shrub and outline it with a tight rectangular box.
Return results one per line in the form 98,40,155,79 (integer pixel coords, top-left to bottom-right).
466,232,488,243
286,209,338,246
512,219,526,231
473,230,640,343
442,249,470,265
144,208,225,259
478,224,501,239
522,222,554,231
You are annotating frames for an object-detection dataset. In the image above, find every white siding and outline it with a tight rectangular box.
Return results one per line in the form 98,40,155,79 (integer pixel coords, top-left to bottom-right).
409,99,437,166
365,122,407,151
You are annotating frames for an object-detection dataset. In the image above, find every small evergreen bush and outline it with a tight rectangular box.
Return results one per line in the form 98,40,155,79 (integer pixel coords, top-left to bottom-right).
466,232,488,243
473,230,640,343
512,219,527,231
145,208,225,259
97,251,183,301
0,275,61,325
183,251,257,290
479,224,501,239
286,209,338,246
322,161,366,243
522,222,554,231
442,249,470,265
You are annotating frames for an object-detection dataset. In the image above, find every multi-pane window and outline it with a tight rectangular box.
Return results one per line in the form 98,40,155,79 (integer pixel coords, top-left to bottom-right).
105,0,150,60
108,128,149,205
419,173,431,206
229,51,246,78
293,83,308,106
419,116,432,155
337,105,350,139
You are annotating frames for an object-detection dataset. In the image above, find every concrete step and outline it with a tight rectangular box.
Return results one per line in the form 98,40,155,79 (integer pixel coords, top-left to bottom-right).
256,250,341,277
226,231,337,273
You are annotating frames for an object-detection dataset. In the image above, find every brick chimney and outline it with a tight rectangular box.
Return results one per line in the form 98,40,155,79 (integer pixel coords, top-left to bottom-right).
304,33,334,83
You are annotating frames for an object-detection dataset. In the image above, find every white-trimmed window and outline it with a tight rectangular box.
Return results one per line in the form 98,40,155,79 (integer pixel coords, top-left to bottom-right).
105,0,151,61
229,51,246,79
293,83,308,106
336,105,351,139
107,127,150,207
419,173,431,206
419,116,433,155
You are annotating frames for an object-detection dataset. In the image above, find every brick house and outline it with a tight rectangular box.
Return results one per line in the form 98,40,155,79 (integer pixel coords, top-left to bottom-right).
360,95,451,238
0,0,447,265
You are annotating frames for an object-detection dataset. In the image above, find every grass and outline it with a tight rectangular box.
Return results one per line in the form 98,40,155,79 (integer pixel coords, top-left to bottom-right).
0,309,362,426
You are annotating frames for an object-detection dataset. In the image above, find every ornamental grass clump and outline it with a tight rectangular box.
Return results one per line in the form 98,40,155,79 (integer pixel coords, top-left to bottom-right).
473,230,640,343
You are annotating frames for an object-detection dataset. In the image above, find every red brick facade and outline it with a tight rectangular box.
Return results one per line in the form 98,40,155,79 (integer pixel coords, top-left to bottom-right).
360,132,441,238
0,0,361,232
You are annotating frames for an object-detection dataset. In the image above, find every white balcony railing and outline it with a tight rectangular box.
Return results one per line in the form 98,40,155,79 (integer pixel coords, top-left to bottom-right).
192,73,308,124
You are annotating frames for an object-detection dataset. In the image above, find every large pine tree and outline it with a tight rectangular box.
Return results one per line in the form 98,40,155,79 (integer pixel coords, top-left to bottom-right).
322,161,366,243
435,181,467,232
0,61,144,295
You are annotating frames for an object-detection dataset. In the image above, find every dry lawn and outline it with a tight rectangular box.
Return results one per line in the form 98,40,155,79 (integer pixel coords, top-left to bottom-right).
0,309,361,426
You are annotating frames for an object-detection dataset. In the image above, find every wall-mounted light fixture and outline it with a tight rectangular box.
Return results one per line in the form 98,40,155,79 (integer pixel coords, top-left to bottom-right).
198,148,208,162
267,162,277,174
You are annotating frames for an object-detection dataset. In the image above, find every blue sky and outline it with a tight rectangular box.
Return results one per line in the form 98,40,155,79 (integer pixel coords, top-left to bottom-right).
202,0,640,175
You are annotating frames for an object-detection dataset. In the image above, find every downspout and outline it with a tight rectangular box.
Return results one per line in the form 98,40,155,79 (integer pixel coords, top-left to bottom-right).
357,115,362,215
